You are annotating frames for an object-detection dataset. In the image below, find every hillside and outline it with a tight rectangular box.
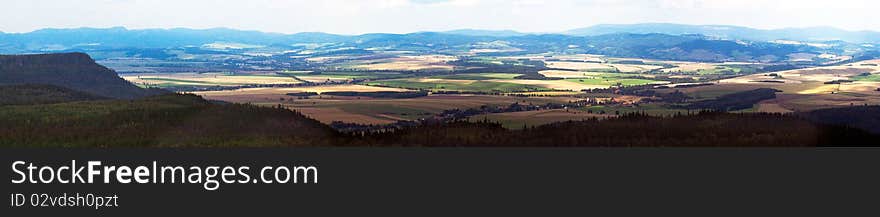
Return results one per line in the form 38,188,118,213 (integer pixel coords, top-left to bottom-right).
575,33,812,62
0,53,341,146
0,93,341,147
803,106,880,135
0,53,164,99
0,84,106,105
3,95,875,147
355,112,879,147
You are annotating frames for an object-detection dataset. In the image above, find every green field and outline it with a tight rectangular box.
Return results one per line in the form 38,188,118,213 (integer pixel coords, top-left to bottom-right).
564,77,660,86
429,73,522,80
853,74,880,81
549,71,664,87
694,65,759,75
584,72,637,78
307,71,406,80
280,70,404,79
365,79,551,92
463,56,504,65
278,70,313,75
580,68,622,73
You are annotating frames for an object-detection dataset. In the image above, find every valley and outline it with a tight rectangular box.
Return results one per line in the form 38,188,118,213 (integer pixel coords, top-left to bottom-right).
139,52,879,129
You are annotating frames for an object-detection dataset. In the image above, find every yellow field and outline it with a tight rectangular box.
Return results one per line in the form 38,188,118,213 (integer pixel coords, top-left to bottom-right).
550,54,606,63
722,62,880,86
609,64,664,73
295,76,352,83
841,81,880,93
670,61,880,112
669,83,878,112
415,78,476,84
122,73,302,87
798,84,840,94
720,62,879,95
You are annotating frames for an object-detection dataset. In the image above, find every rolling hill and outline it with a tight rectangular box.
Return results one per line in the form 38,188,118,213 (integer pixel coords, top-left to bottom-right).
0,53,165,99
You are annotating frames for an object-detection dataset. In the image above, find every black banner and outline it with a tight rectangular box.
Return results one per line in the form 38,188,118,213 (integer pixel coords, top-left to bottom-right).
2,148,879,216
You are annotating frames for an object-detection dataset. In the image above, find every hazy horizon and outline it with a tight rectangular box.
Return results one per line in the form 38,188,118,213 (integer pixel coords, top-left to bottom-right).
3,22,877,36
2,0,877,35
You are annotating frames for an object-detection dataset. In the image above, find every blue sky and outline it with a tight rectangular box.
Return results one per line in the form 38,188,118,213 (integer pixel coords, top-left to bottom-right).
1,0,876,34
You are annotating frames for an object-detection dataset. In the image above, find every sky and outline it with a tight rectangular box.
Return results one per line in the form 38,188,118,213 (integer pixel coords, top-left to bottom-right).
1,0,877,34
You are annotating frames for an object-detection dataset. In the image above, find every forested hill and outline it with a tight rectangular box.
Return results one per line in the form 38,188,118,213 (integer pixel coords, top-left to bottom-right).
0,84,106,106
0,94,343,147
0,53,164,99
803,106,880,135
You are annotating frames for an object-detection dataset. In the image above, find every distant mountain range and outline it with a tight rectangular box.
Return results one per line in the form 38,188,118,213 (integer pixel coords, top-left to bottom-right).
0,24,878,63
563,23,880,44
440,29,528,37
2,23,877,49
437,23,880,44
